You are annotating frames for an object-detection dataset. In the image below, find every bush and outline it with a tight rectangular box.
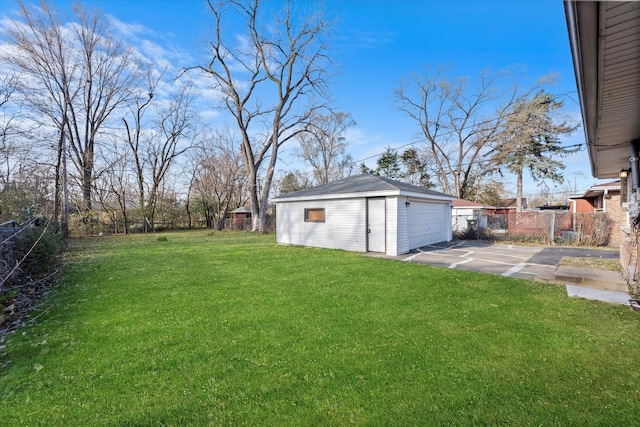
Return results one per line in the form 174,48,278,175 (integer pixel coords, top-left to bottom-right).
13,223,61,279
454,227,493,241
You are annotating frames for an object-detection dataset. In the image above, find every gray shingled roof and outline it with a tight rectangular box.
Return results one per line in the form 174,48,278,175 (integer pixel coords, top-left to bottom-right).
273,174,454,200
230,206,251,214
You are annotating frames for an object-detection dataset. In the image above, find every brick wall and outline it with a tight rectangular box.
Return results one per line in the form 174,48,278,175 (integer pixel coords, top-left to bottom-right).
620,228,638,282
606,193,622,247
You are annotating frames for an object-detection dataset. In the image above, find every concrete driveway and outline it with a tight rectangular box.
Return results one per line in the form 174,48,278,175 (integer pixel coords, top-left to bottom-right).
393,241,619,282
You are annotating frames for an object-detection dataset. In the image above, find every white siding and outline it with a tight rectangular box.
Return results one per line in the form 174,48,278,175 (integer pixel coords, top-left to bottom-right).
452,207,489,231
385,197,397,256
387,196,410,256
452,207,474,232
276,198,367,252
408,201,451,248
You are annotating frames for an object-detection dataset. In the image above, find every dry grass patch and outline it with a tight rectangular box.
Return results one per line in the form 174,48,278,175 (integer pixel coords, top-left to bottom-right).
559,256,622,272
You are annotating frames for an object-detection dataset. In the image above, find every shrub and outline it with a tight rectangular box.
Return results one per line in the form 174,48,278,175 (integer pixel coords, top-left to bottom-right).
12,223,61,279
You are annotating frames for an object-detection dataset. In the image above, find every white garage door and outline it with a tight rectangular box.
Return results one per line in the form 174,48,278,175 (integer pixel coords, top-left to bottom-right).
408,201,450,249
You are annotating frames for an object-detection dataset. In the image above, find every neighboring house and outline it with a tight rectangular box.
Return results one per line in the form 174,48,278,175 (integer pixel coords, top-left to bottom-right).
535,205,569,211
565,2,640,276
570,181,621,214
569,181,622,246
451,199,495,232
271,174,456,256
493,198,527,214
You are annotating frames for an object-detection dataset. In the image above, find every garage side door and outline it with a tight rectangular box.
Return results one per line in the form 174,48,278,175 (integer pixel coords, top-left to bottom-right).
408,202,450,249
367,197,386,253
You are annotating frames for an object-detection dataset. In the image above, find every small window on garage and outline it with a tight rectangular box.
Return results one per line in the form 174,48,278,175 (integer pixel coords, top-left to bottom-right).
305,208,325,223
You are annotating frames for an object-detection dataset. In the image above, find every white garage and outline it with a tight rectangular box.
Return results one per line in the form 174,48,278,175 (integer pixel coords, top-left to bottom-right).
272,174,455,256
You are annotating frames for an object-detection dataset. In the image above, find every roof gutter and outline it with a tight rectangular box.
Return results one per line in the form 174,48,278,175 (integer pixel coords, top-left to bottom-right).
564,0,600,177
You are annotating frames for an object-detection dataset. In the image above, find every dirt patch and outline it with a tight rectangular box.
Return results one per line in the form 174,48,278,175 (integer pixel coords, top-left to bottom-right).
559,256,623,273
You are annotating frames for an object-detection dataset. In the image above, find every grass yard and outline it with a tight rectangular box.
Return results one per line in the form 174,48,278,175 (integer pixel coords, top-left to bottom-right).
1,230,639,425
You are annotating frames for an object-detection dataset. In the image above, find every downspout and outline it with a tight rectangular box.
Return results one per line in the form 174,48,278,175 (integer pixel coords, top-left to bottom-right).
630,140,640,191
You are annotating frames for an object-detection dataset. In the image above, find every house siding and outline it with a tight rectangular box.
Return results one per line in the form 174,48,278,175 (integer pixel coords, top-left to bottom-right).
276,198,366,252
573,198,595,214
384,196,410,256
273,175,455,255
394,197,410,256
384,197,396,256
452,207,474,232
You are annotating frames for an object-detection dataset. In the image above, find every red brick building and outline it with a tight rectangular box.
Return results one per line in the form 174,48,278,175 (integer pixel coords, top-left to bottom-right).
570,181,622,246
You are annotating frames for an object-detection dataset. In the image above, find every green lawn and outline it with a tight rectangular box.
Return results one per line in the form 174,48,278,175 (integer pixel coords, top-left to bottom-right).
1,230,639,426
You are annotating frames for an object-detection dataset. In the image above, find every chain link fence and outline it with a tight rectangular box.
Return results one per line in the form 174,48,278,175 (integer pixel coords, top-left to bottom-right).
454,212,611,246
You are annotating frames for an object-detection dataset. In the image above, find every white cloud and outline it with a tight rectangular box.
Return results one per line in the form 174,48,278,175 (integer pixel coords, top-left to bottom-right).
107,16,149,39
336,29,397,51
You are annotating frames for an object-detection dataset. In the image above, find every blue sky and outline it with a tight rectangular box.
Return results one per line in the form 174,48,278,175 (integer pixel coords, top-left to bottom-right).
1,0,598,197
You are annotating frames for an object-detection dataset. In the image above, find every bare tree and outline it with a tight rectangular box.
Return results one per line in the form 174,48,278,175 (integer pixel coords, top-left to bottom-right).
395,69,529,199
3,0,141,214
0,72,50,222
0,73,19,110
295,111,355,184
94,137,134,233
181,149,201,229
121,66,161,222
0,73,22,188
144,85,199,230
192,130,248,229
194,0,332,232
2,1,69,226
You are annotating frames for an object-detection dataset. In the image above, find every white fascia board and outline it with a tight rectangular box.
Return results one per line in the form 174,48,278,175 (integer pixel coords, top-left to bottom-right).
588,184,620,192
272,190,456,203
403,192,456,202
453,204,495,210
272,190,401,203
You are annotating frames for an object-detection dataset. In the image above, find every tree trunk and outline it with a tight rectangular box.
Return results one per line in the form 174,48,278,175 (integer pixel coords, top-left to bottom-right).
516,169,524,212
82,146,93,211
248,172,261,232
122,209,129,234
53,132,63,229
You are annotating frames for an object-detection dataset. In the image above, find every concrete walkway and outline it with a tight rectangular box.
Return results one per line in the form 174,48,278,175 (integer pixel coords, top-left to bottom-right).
549,265,631,305
566,285,631,305
367,241,634,306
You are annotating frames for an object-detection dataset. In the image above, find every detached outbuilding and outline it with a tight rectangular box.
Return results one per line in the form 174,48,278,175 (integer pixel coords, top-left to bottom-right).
230,206,252,229
271,174,455,256
451,199,496,232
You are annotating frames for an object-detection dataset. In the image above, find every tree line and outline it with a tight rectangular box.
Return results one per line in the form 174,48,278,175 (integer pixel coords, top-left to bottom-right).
1,0,579,237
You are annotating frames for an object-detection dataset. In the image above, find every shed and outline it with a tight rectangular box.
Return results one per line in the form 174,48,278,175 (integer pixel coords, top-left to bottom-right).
230,206,251,229
271,174,455,256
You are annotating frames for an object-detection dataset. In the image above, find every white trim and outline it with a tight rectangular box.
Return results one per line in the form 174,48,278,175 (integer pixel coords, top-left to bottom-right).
273,191,455,203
